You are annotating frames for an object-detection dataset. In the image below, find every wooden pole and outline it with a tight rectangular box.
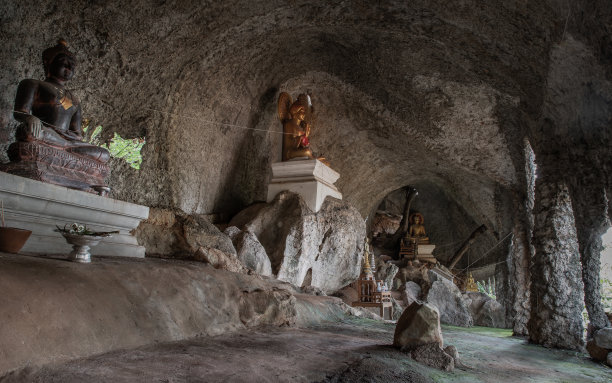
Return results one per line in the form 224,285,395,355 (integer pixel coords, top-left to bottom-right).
448,224,488,270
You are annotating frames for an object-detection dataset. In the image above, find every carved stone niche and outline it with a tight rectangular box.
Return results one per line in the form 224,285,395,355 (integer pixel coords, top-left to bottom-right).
1,141,110,194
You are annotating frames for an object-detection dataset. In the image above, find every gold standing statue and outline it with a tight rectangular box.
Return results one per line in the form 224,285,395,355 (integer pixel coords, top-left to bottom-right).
278,92,326,162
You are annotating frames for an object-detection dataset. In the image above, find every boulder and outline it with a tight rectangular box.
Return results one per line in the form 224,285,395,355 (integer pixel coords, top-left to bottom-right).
393,302,443,350
607,352,612,367
225,226,273,276
586,339,608,362
376,260,399,289
229,191,365,294
410,343,455,371
594,327,612,349
135,208,236,259
427,279,473,327
402,281,422,306
391,298,403,321
464,291,507,328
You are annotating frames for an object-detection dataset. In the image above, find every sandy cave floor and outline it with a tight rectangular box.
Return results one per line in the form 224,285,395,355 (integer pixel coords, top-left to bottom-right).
2,318,609,383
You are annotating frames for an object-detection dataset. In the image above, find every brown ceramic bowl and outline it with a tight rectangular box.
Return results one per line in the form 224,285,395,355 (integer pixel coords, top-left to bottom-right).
0,227,32,254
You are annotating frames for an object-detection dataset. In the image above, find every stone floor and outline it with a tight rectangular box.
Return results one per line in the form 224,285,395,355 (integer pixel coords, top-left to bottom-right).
1,318,609,383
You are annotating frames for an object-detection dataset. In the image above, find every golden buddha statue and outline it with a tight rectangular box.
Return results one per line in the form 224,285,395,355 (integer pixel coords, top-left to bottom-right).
465,272,478,292
277,92,327,163
405,213,429,244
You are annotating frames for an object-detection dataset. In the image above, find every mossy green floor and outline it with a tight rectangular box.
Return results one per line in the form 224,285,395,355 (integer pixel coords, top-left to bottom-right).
420,324,608,383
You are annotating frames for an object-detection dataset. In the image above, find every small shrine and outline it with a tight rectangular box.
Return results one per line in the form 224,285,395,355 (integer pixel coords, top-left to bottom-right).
352,238,393,319
399,212,437,263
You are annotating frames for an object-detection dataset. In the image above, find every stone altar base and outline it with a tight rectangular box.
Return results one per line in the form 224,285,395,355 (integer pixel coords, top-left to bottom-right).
267,159,342,213
1,141,109,194
0,172,148,258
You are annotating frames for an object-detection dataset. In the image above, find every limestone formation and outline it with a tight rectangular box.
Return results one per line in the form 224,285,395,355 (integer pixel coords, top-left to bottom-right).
586,339,609,362
594,328,612,349
401,281,422,306
528,181,585,350
393,302,443,350
229,191,364,293
465,292,508,329
134,208,236,259
426,280,473,327
224,226,273,276
376,260,399,289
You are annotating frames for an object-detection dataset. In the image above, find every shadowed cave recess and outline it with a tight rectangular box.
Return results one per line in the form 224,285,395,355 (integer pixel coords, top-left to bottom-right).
0,0,611,380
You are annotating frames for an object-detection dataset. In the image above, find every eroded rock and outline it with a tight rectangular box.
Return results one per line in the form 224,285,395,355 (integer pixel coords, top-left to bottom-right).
594,328,612,349
225,226,272,276
411,343,455,372
465,291,507,328
402,281,422,306
393,302,442,350
586,339,608,362
229,191,365,293
426,280,473,327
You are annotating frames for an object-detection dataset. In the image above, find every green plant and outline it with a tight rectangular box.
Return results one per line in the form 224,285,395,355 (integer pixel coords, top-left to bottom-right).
82,122,145,170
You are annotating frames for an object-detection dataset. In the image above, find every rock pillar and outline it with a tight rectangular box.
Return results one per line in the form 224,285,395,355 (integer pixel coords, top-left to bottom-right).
528,179,584,350
570,182,611,333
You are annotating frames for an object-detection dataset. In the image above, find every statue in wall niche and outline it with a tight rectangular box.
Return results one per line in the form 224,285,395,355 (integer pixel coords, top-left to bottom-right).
1,39,111,194
277,92,327,163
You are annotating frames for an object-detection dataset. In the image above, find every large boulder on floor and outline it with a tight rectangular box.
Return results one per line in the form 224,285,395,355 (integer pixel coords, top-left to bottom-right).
225,226,272,276
393,302,443,350
193,247,248,274
594,327,612,349
410,343,455,371
402,281,422,306
229,191,365,294
426,279,473,327
464,291,507,328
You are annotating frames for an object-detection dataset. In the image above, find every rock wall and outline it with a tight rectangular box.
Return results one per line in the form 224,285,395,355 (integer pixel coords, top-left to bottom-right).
528,180,584,350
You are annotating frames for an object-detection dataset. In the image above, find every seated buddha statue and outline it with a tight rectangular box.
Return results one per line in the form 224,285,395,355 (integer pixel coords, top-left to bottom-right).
12,39,109,163
404,213,429,245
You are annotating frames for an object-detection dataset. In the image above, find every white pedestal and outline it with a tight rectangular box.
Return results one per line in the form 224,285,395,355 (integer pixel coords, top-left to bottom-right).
267,159,342,213
0,172,149,258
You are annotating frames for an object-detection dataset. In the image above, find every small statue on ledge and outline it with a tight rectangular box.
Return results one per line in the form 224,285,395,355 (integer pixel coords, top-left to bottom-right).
2,40,110,193
277,92,327,163
406,213,429,244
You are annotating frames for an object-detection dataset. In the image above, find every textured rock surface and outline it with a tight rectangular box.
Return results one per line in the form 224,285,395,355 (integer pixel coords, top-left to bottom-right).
393,302,443,350
410,343,455,372
402,281,422,306
376,260,399,289
586,339,609,362
594,328,612,349
0,253,364,375
426,280,473,327
224,226,272,276
134,208,236,258
465,292,508,329
229,192,364,293
529,181,585,350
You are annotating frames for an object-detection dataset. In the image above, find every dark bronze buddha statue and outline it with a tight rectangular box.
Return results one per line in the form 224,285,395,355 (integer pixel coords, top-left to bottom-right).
2,40,110,193
13,39,109,162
